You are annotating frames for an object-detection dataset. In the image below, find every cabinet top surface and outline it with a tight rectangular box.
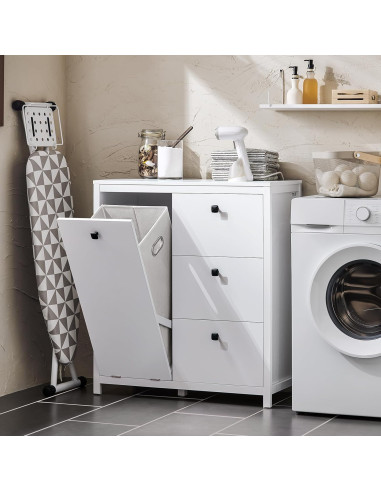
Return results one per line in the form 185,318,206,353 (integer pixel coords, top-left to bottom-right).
94,179,302,188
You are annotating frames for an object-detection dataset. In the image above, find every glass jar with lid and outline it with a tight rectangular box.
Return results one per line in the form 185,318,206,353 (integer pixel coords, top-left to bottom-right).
138,129,166,178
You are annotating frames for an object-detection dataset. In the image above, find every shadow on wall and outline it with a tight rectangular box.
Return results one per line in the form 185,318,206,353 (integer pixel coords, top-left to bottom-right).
281,161,316,196
181,55,295,178
65,55,381,195
182,55,381,188
320,67,339,104
66,56,189,217
183,146,201,179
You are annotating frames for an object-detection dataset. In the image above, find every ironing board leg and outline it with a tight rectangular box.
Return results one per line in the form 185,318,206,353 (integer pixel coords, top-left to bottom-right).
50,349,58,388
68,361,78,381
93,357,102,395
45,350,82,395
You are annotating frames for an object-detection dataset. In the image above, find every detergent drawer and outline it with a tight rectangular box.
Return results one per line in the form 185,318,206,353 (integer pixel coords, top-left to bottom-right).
173,256,263,322
57,205,172,381
172,193,263,257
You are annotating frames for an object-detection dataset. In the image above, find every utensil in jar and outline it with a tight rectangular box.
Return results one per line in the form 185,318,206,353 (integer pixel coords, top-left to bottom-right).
172,126,193,148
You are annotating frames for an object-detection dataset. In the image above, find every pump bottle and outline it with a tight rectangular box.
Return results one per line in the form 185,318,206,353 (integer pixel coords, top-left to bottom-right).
287,66,303,104
303,59,318,104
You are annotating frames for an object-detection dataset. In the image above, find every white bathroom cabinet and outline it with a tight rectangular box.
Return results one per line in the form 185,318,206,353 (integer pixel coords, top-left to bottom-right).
66,179,301,408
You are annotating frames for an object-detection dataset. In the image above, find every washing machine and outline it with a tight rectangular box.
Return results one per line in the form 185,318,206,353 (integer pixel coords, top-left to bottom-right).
292,196,381,418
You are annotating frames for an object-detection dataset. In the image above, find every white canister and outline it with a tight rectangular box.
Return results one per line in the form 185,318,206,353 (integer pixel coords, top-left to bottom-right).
158,140,183,179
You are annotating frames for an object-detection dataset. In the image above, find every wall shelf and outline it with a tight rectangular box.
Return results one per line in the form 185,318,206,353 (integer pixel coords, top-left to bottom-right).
259,104,381,112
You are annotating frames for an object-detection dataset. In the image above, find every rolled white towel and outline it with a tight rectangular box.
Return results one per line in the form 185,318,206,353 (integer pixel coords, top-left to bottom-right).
319,184,378,197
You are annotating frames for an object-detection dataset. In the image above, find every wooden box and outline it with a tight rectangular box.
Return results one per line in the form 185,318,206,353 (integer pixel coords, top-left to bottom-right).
332,89,378,104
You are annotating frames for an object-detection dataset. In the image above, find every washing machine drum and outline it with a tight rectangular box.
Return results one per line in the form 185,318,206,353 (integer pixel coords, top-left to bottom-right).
311,244,381,358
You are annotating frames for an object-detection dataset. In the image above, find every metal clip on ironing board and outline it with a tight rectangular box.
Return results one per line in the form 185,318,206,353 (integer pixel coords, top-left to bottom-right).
13,100,86,397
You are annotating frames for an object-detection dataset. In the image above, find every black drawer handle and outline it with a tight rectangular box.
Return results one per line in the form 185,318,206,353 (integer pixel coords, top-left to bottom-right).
211,333,219,341
211,205,219,213
211,268,219,277
90,232,99,240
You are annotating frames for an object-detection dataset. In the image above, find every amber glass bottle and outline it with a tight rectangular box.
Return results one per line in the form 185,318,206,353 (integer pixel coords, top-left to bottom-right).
303,59,318,104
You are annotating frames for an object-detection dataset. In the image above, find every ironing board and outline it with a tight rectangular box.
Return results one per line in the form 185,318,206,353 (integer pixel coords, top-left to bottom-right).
13,100,86,396
26,150,80,364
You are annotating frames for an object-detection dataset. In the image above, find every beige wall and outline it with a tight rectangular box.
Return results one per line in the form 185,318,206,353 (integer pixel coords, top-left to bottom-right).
3,55,381,396
66,55,381,203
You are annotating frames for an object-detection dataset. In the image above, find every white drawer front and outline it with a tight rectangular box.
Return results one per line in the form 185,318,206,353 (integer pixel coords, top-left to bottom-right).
173,319,263,387
172,193,263,257
173,256,263,322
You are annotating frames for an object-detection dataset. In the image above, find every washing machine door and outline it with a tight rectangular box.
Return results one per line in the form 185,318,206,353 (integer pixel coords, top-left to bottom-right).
310,244,381,358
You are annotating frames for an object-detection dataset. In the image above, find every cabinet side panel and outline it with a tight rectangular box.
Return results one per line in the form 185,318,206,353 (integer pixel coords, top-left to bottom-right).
271,191,295,385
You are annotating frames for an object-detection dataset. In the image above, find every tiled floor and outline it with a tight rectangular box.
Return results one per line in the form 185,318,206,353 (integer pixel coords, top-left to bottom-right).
1,383,381,435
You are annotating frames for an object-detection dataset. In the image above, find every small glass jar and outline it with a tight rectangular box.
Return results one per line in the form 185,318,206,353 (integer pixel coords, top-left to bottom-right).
138,129,166,178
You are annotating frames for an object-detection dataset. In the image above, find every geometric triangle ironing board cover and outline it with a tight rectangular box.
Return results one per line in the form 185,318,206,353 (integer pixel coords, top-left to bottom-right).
26,150,80,365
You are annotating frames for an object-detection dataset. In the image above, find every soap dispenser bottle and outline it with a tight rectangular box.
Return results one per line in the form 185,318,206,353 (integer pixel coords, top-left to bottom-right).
287,66,303,104
303,59,318,104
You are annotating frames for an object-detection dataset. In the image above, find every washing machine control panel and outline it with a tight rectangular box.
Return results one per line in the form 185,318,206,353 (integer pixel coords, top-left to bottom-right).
345,200,381,225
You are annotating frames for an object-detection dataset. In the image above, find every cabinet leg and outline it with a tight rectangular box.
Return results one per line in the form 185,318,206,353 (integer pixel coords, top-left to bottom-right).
93,358,102,395
93,380,102,395
263,391,272,409
178,389,188,397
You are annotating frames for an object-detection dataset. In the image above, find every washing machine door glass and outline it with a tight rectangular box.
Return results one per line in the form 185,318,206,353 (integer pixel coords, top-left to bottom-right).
326,260,381,340
310,244,381,358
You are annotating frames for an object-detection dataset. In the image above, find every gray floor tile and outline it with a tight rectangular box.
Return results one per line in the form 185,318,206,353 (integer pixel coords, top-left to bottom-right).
177,393,263,418
72,395,195,426
274,397,292,407
0,402,90,436
225,406,331,436
121,412,239,436
0,385,45,414
273,389,292,404
45,384,138,407
32,420,135,436
177,391,292,418
308,416,381,436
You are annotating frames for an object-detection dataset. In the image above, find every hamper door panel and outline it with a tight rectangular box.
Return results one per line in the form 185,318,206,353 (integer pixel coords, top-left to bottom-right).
58,218,172,381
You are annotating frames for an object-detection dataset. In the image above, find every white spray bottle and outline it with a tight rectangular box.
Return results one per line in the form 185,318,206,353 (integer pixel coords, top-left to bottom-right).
287,66,303,104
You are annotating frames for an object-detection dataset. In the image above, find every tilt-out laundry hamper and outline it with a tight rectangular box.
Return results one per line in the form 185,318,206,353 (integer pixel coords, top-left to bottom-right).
57,204,172,383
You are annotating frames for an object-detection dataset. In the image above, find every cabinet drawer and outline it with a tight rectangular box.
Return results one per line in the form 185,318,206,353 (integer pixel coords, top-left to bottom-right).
173,319,263,387
173,256,263,322
172,193,263,257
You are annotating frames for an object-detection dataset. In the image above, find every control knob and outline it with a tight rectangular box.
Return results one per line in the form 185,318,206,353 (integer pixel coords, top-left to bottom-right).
356,207,371,221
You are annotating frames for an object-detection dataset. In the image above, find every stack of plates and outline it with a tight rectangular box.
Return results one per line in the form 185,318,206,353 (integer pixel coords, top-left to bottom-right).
210,148,281,181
